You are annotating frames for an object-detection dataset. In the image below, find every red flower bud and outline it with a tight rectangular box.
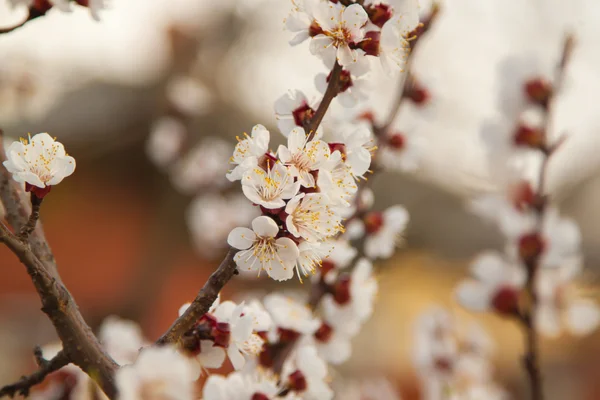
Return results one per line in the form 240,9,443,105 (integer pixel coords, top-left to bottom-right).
288,370,308,392
518,232,545,264
513,125,545,150
491,286,520,315
524,78,552,109
364,211,384,234
333,275,352,305
314,323,334,343
387,133,406,150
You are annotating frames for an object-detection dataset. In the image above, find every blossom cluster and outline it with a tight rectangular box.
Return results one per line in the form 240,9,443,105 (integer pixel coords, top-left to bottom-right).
456,72,600,337
414,308,507,400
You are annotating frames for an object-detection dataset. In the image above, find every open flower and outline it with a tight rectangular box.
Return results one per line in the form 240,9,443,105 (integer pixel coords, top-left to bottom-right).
228,216,299,281
264,293,321,335
3,133,75,198
282,345,333,400
455,251,526,315
285,193,342,242
203,371,280,400
309,3,369,67
363,205,409,260
378,5,420,75
317,151,357,207
338,126,374,177
226,125,270,182
116,346,196,400
278,127,330,188
242,162,300,209
274,90,319,137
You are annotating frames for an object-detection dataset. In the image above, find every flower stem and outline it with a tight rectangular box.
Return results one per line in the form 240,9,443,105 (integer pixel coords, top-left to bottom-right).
19,195,43,241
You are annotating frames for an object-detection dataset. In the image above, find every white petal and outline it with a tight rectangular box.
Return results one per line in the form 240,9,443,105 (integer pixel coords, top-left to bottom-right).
455,281,492,311
347,148,371,176
227,227,256,250
199,342,226,369
275,237,300,261
536,304,561,338
227,346,246,370
288,127,307,153
251,216,279,238
470,251,508,285
342,4,368,38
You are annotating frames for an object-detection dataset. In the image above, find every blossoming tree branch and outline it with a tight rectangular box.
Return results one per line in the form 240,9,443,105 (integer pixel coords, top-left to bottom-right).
0,1,597,400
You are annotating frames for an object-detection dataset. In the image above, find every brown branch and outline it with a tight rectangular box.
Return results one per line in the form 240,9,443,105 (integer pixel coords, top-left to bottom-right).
0,350,69,398
156,248,238,345
0,131,61,283
18,195,42,240
518,34,574,400
304,62,344,141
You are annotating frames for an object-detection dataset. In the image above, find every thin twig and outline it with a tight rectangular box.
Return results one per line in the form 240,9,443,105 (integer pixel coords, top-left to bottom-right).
18,195,42,240
0,350,69,398
156,248,238,345
304,62,343,141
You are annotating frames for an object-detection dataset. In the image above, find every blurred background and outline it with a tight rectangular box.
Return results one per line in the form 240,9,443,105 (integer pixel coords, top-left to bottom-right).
1,0,600,398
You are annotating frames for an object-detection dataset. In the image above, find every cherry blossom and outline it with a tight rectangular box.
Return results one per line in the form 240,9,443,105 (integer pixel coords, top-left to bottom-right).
309,3,369,67
274,90,319,137
146,117,186,168
3,133,75,199
338,126,375,178
277,127,330,188
322,258,378,336
312,322,353,365
241,162,300,209
363,205,409,260
202,371,281,400
282,345,333,400
455,251,526,315
285,193,342,243
228,216,300,281
378,4,420,74
317,150,357,207
315,68,369,108
226,125,270,182
378,129,423,172
263,293,320,335
98,316,147,365
536,262,600,337
115,346,196,400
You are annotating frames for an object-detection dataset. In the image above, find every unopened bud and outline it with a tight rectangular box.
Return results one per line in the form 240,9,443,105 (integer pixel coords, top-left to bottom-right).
524,78,552,108
491,286,520,315
518,232,545,264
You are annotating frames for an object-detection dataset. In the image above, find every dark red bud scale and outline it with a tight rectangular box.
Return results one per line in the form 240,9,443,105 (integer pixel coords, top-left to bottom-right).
513,125,546,150
405,81,431,105
314,323,334,343
251,394,271,400
333,275,352,305
524,78,552,109
518,232,545,264
356,31,381,57
387,133,406,150
320,260,336,276
292,102,316,127
212,322,231,348
25,183,51,199
491,286,520,315
288,370,308,392
309,21,324,37
279,327,301,342
31,0,53,15
364,211,384,234
366,3,393,28
509,181,536,212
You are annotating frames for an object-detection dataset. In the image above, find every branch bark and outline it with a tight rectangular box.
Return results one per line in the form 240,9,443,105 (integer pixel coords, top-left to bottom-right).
0,350,69,398
156,248,238,345
0,224,119,398
304,62,343,141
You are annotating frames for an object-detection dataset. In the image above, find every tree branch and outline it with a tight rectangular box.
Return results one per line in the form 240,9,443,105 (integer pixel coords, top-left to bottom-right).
156,248,238,345
304,62,344,141
0,350,69,398
0,223,119,398
18,195,42,240
0,131,61,283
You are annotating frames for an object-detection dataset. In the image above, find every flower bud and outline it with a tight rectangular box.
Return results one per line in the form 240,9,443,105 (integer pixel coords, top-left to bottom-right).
524,78,552,109
491,286,520,315
364,211,384,234
518,232,545,264
288,370,308,392
314,323,334,343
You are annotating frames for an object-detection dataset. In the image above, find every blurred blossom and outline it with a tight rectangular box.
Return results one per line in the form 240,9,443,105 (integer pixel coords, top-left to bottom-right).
98,316,148,365
146,116,187,168
171,137,231,194
187,193,259,260
166,75,213,117
334,377,402,400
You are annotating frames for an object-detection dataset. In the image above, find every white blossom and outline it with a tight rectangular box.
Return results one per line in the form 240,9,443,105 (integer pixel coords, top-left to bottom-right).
283,345,333,400
274,90,319,136
202,371,280,400
315,70,369,108
378,4,420,75
98,316,146,365
241,162,300,209
277,127,330,188
455,251,526,314
116,346,196,400
226,125,270,182
172,138,231,194
309,3,369,67
285,193,342,242
228,216,300,281
3,133,75,196
263,293,320,335
317,150,357,206
364,205,409,260
146,116,186,168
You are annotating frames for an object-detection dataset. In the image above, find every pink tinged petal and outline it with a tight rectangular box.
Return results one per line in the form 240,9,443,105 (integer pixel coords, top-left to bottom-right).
252,216,279,238
337,45,357,67
342,4,368,39
455,281,492,311
199,342,226,369
535,305,561,338
227,346,246,370
347,148,371,176
566,300,600,336
287,127,307,154
227,227,256,250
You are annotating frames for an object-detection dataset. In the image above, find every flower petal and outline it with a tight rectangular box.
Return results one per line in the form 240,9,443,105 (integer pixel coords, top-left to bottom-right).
252,216,279,238
227,227,256,250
